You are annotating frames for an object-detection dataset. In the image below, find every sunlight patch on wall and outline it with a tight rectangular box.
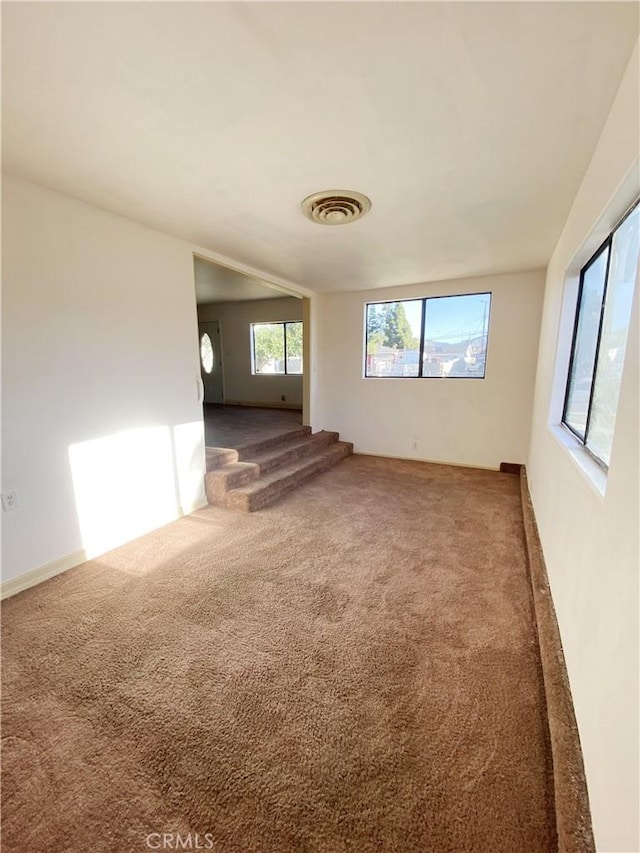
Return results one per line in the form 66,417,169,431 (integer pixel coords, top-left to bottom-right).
69,427,179,559
173,421,207,514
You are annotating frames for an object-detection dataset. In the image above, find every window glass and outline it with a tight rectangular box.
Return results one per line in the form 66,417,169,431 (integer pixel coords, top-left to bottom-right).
253,323,285,374
586,206,639,466
562,198,639,468
365,300,422,377
251,322,304,375
200,333,214,374
285,322,303,374
563,248,609,439
423,293,490,378
365,293,491,379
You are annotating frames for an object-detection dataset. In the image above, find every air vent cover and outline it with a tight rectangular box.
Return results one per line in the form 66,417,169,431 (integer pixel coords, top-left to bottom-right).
301,190,372,225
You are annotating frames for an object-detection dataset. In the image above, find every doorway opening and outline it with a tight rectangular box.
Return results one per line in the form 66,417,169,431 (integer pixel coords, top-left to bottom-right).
194,254,308,452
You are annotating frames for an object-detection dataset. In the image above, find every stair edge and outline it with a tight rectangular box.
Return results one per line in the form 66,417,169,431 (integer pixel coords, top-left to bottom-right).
227,442,352,512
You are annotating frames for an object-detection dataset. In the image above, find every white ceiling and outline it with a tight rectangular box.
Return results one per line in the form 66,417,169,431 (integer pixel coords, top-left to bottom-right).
2,3,637,292
194,256,291,304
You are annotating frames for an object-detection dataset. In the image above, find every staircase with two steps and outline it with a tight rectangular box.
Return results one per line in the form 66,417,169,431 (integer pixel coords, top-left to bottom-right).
205,426,353,512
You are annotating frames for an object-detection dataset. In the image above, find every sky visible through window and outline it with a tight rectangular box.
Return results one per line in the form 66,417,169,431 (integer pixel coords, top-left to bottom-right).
402,293,490,342
611,279,635,330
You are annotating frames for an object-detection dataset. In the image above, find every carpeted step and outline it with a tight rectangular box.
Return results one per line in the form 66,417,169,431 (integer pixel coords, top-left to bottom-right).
245,430,339,475
205,461,259,504
206,427,312,472
206,432,342,506
205,447,239,472
225,441,353,512
235,425,312,460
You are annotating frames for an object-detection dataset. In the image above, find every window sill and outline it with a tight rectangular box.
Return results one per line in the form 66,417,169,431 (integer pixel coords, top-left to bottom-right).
549,424,607,497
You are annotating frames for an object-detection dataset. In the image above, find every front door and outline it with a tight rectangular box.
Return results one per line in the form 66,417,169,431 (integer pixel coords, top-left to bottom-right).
199,321,224,403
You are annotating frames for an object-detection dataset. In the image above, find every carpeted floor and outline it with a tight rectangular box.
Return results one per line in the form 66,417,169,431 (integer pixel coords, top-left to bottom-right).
1,456,556,852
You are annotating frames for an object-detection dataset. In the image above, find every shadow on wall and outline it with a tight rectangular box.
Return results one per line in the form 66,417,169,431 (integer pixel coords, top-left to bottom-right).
68,422,205,560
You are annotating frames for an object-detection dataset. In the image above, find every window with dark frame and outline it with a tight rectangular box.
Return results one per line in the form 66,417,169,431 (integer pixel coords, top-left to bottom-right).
562,199,639,469
251,322,303,375
364,292,492,379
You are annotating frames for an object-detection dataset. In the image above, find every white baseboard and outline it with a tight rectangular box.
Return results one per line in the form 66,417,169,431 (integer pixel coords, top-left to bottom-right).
223,399,303,411
1,549,87,600
0,499,211,601
353,450,499,471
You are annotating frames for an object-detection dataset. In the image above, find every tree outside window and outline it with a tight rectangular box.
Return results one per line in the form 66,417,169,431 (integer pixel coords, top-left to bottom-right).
252,322,303,375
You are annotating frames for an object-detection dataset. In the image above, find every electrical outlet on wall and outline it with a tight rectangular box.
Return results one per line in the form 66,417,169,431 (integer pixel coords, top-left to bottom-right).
1,491,18,512
281,394,286,402
411,441,419,451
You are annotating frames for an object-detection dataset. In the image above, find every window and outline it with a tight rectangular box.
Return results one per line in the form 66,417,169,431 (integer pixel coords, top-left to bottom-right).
251,322,303,375
563,200,639,468
200,333,214,374
365,293,491,379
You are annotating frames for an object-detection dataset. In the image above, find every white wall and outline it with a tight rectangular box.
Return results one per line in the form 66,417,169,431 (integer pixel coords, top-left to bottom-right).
314,270,545,469
198,297,303,408
1,174,207,585
527,43,639,852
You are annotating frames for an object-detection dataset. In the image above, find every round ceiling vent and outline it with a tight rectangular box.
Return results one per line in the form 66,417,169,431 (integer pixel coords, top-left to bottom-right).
301,190,372,225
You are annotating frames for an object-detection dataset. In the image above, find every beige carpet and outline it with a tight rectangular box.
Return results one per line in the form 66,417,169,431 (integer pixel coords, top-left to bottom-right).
1,456,556,852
